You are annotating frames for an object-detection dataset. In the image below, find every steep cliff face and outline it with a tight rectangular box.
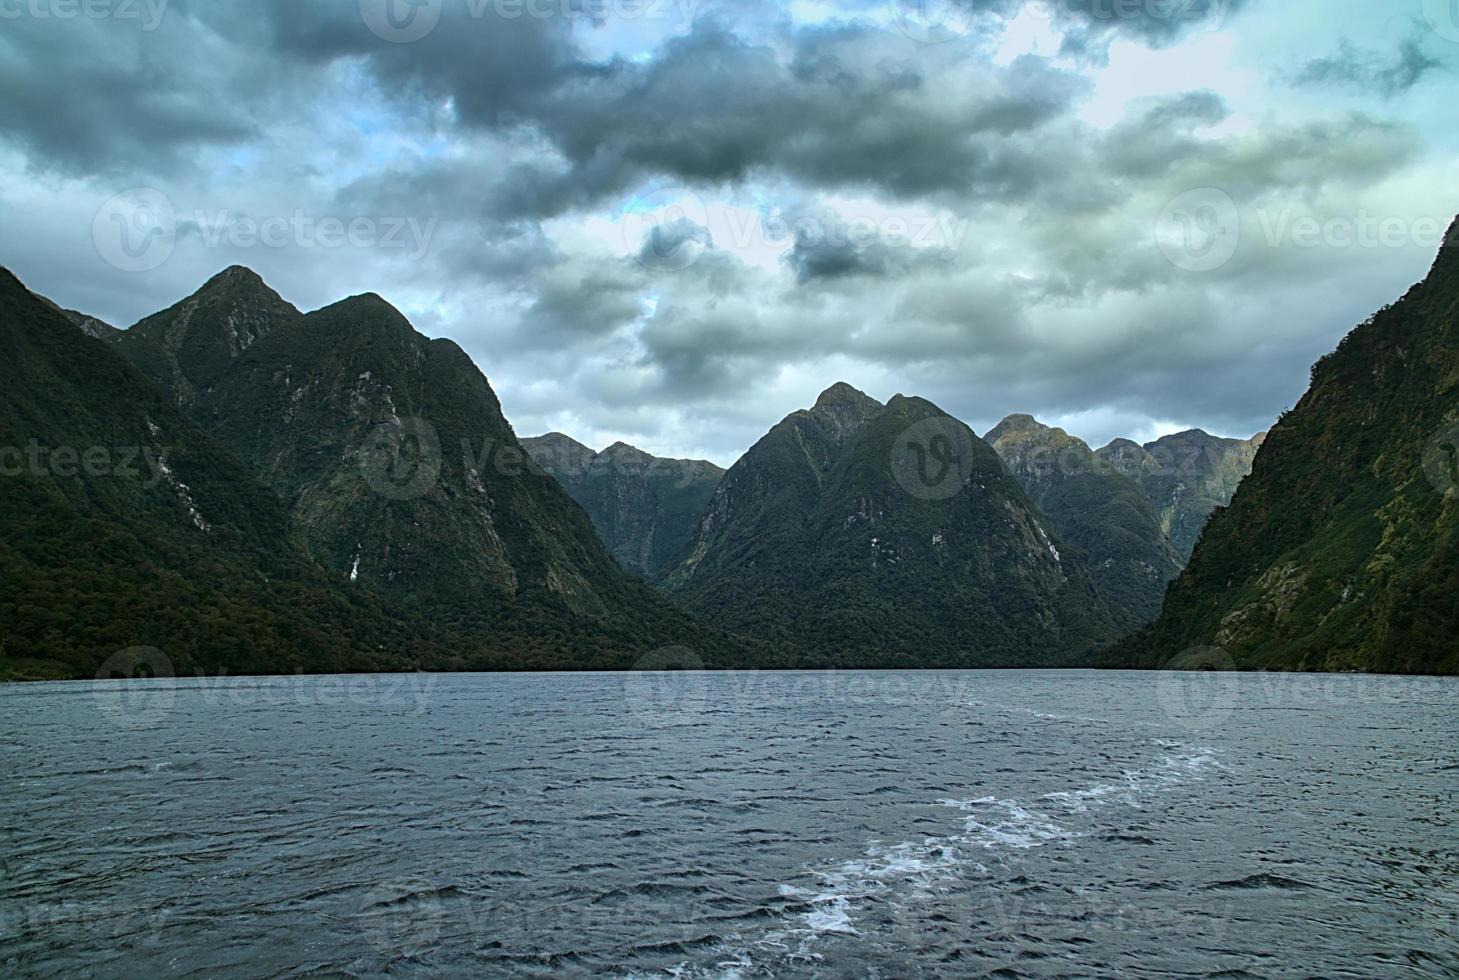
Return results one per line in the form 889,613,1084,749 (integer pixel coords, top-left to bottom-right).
1118,222,1459,674
0,268,456,680
987,415,1182,629
1097,430,1264,561
109,270,749,669
662,385,1117,666
111,266,302,408
522,434,725,579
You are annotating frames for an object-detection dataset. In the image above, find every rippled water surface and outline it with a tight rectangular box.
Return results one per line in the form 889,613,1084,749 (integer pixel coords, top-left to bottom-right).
3,670,1457,977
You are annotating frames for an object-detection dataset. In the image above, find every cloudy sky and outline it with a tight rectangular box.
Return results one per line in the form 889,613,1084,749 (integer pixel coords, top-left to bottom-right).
3,0,1457,465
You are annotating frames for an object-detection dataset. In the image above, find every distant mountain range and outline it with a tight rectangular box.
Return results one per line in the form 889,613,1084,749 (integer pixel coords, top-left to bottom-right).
6,223,1455,677
526,407,1259,643
657,384,1118,666
1097,430,1266,561
1117,219,1459,674
985,415,1183,630
521,434,723,580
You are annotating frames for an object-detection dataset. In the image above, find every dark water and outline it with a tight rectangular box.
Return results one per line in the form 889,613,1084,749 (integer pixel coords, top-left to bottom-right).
2,670,1456,978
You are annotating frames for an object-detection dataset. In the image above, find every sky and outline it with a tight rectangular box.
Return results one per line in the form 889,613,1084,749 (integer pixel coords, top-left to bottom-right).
2,0,1456,467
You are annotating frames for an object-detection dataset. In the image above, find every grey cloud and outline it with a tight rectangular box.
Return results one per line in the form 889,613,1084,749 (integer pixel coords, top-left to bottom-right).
1046,0,1250,55
0,14,255,174
513,259,647,348
1293,37,1444,100
264,10,1088,211
782,209,958,284
638,218,714,268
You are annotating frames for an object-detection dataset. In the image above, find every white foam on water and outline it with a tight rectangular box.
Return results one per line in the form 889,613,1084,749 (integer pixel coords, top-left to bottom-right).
969,699,1163,728
942,798,1076,849
801,894,858,935
652,739,1223,978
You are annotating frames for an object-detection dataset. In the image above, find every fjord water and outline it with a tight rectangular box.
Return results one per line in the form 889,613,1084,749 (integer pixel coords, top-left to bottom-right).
3,672,1455,977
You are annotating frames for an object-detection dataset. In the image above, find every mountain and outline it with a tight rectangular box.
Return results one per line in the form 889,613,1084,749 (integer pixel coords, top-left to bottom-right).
34,293,118,340
1097,429,1264,560
113,270,746,669
660,384,1117,666
1117,222,1459,674
986,415,1182,629
0,267,461,681
111,266,302,408
521,433,725,579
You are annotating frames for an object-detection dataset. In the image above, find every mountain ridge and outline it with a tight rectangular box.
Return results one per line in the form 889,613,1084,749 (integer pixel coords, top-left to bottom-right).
1114,220,1459,673
0,266,468,680
105,268,758,670
985,413,1182,629
660,385,1119,666
522,434,725,580
1096,428,1265,560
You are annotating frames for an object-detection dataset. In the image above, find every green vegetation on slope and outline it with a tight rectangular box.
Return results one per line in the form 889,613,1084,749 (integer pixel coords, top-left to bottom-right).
1115,221,1459,674
522,433,725,580
127,275,757,669
0,268,463,680
1097,430,1264,562
987,415,1182,630
663,385,1118,666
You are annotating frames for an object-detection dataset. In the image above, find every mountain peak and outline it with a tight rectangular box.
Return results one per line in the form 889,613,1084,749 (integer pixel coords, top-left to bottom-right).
1434,216,1459,274
201,264,268,289
313,293,417,337
530,432,594,453
602,441,652,461
813,382,880,412
331,291,401,314
117,265,303,407
986,413,1049,441
1100,437,1142,451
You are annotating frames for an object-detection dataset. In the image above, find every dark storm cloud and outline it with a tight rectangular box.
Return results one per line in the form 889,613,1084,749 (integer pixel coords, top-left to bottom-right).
1293,37,1444,100
785,231,955,284
0,13,255,174
455,20,1086,212
247,0,583,124
1044,0,1248,57
0,0,1248,202
513,258,648,347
